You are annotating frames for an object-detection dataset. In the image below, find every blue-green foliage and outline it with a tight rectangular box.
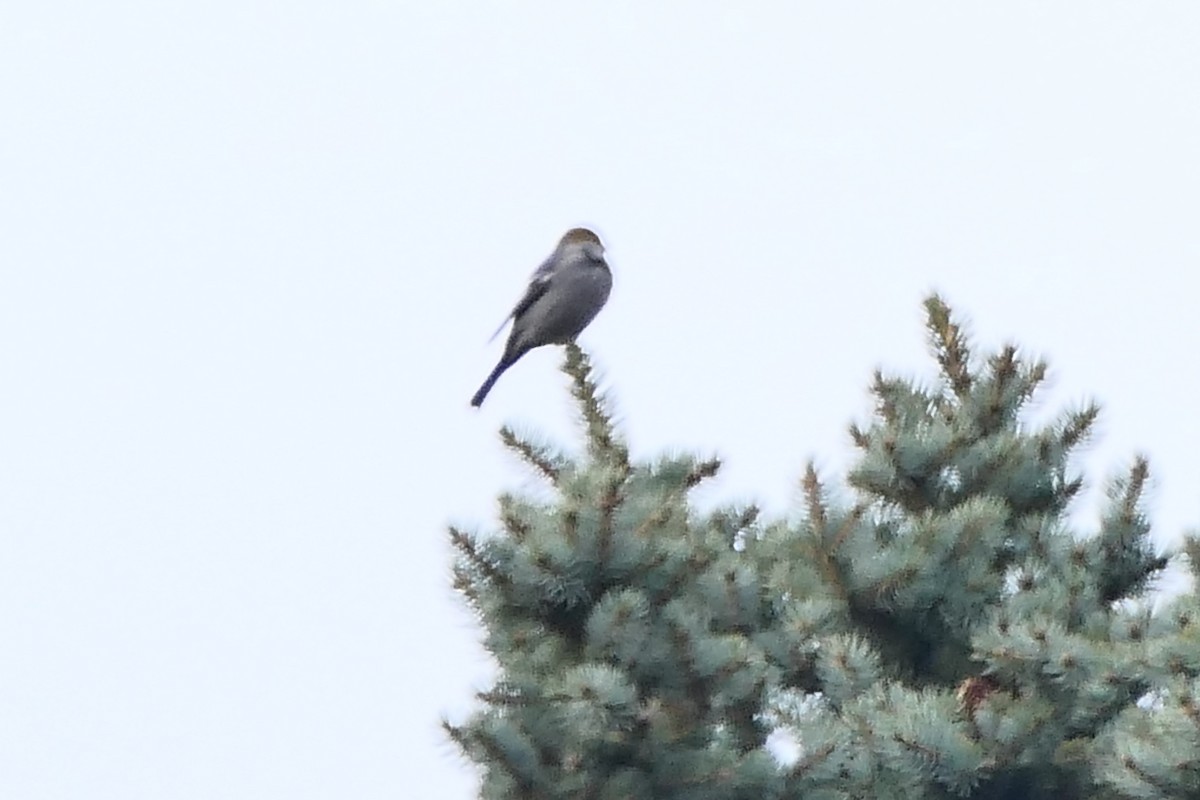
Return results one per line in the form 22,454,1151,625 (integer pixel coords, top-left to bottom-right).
447,300,1198,800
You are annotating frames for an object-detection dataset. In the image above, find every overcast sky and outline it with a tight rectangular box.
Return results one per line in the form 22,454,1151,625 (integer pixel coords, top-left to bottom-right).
3,4,1198,799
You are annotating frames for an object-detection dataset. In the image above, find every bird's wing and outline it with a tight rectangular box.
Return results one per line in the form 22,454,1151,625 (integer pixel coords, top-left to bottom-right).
487,254,559,342
487,269,553,342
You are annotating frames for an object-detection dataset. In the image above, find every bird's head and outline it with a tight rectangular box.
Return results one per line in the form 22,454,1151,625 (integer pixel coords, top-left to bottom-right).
558,227,606,263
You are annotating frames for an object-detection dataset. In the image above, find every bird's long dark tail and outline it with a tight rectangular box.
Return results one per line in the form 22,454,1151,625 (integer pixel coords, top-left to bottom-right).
470,357,514,407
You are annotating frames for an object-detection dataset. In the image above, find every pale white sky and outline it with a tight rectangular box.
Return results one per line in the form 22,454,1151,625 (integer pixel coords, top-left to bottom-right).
2,4,1198,799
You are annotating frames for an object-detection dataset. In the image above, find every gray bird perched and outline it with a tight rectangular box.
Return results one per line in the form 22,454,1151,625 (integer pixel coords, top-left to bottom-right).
471,228,612,407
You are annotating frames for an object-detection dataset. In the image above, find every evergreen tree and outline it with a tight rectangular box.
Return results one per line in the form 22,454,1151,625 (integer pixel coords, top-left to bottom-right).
446,297,1199,799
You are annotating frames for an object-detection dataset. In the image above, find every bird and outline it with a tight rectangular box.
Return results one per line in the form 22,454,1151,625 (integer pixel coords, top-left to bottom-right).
471,228,612,407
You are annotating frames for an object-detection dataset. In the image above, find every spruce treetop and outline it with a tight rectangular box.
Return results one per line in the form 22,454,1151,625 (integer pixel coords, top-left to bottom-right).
447,298,1197,800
